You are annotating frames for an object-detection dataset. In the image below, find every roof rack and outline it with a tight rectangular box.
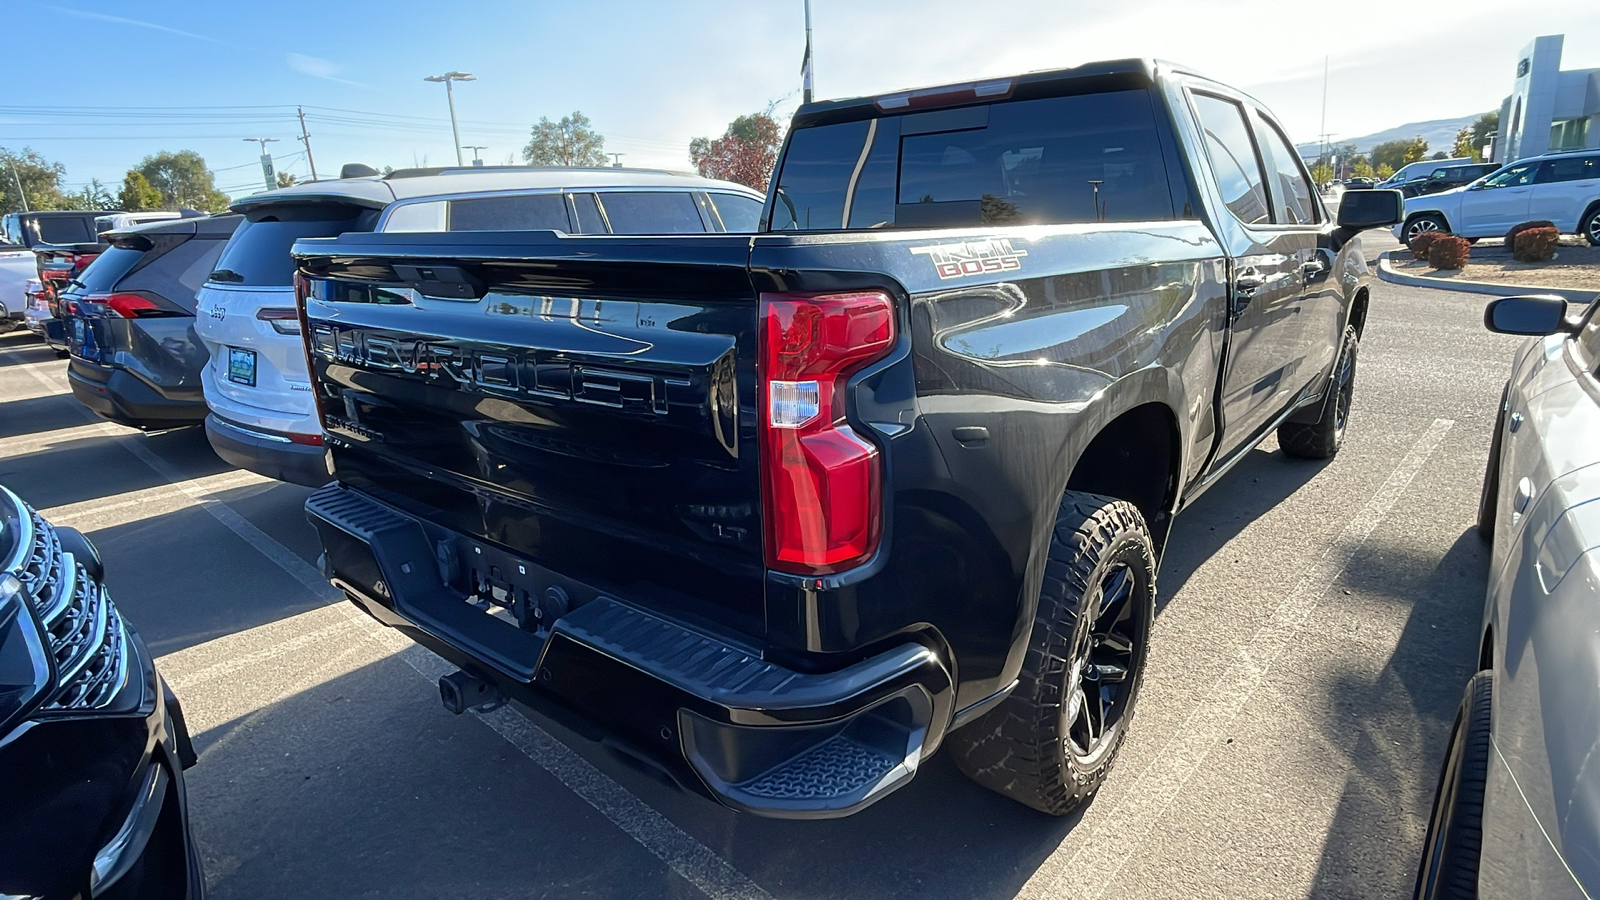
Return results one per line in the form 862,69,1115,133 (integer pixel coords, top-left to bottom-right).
382,165,698,180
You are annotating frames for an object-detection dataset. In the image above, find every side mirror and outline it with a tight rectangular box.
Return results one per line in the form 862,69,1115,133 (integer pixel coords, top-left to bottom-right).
1336,189,1404,229
1484,295,1570,335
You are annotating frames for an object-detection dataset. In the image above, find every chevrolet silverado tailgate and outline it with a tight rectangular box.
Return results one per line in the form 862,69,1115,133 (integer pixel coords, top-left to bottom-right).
295,231,763,632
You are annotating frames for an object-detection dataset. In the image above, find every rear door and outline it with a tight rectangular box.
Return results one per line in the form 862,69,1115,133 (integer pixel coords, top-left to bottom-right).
1529,154,1600,231
1460,161,1538,235
1188,90,1310,459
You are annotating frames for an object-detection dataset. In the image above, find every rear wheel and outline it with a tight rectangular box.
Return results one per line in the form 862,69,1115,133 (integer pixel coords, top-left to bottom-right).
947,491,1155,815
1414,671,1493,900
1278,325,1358,460
1583,205,1600,247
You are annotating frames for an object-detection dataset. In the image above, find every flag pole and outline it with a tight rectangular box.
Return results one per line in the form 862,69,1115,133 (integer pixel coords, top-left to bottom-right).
802,0,814,104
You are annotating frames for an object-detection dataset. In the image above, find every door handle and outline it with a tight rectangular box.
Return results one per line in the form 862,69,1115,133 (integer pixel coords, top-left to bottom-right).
1235,271,1265,293
1301,258,1327,278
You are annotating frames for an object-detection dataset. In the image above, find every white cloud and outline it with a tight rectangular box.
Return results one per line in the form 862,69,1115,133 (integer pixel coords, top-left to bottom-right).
287,53,366,88
52,7,230,46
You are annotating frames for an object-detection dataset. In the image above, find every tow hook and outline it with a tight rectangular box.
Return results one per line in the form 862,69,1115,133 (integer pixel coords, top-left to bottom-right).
438,669,506,715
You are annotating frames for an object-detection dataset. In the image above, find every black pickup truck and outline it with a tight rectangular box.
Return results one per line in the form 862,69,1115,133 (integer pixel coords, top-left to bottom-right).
293,59,1402,819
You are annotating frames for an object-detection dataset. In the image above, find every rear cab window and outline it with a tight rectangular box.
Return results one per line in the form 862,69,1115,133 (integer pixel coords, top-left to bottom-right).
211,203,379,287
35,216,96,244
597,191,707,233
768,87,1184,231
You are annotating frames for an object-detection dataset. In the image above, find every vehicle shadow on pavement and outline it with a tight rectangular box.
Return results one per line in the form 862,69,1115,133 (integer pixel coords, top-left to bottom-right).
0,331,55,366
0,393,92,440
1158,444,1326,607
2,425,230,511
1306,528,1487,897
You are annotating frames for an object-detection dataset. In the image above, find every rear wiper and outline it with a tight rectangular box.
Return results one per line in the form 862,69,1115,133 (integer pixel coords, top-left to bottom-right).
208,268,244,283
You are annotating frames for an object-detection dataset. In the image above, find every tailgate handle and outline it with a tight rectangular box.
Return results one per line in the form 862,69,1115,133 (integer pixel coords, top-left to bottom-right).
391,263,483,300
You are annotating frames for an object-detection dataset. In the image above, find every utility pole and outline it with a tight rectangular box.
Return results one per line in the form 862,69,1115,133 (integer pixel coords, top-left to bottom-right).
296,107,318,180
243,137,280,192
424,71,476,167
464,145,487,167
1318,56,1329,166
608,152,625,168
7,160,27,212
801,0,815,103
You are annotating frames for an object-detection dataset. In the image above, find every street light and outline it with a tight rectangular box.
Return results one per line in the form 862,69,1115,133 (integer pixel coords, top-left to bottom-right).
243,137,280,192
424,71,476,166
463,145,487,167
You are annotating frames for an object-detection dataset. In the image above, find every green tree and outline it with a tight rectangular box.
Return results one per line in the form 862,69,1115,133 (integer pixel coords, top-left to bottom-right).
522,111,608,167
117,172,164,211
1370,137,1429,172
1310,161,1334,185
689,112,784,192
1452,127,1479,161
0,147,72,212
1350,156,1376,179
276,171,297,188
1375,162,1394,180
136,150,229,211
1470,112,1499,160
63,178,115,210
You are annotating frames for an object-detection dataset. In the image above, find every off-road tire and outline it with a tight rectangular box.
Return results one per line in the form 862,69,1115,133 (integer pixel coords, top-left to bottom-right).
1414,671,1493,900
1477,384,1509,541
947,491,1156,815
1278,324,1358,459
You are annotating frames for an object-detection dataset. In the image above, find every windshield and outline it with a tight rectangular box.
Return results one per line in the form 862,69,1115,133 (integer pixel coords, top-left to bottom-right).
770,89,1179,231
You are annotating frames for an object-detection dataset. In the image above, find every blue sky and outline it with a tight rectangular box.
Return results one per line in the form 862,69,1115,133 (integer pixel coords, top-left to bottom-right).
6,0,1600,200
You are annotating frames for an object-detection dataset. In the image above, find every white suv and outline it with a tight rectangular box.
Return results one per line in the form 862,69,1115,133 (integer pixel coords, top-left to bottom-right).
193,166,765,486
1395,149,1600,245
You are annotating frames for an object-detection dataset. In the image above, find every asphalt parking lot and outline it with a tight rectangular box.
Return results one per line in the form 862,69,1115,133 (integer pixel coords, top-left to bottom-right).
0,245,1540,899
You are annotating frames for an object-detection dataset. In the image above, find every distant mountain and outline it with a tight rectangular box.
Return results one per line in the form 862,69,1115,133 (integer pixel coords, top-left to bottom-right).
1295,113,1490,160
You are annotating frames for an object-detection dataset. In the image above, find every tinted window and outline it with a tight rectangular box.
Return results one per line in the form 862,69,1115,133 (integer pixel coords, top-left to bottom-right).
709,192,763,232
121,237,228,312
382,201,446,232
598,191,705,234
210,204,377,287
72,246,145,293
36,216,95,244
570,192,605,233
449,194,571,232
1482,163,1537,188
1192,94,1270,225
1254,115,1316,225
1575,297,1600,375
772,90,1175,231
1536,155,1599,184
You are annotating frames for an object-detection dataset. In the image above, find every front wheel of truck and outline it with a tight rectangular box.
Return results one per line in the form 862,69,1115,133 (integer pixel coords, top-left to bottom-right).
947,491,1155,815
1277,324,1358,460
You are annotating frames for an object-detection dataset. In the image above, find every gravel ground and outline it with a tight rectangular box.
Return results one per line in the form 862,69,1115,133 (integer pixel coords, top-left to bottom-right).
1393,235,1600,292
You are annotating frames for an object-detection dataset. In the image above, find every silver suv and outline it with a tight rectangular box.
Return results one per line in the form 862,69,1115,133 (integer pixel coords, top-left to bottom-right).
192,166,765,486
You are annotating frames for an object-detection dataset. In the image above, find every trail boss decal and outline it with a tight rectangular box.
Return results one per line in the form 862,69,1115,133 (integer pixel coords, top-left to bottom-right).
910,238,1029,279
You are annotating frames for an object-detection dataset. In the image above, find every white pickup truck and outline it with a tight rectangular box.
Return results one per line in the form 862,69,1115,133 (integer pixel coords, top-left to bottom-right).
0,242,33,333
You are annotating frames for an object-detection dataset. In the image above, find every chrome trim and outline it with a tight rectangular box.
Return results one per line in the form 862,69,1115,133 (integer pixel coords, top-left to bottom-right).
89,764,169,895
0,485,34,575
377,184,764,233
211,416,294,444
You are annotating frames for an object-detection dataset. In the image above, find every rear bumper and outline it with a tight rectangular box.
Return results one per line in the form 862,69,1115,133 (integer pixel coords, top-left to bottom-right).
68,360,206,429
204,414,330,487
305,483,955,819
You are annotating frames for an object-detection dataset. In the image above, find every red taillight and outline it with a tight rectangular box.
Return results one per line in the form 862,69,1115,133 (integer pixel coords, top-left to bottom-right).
759,290,896,575
288,432,324,446
97,292,161,318
256,306,301,335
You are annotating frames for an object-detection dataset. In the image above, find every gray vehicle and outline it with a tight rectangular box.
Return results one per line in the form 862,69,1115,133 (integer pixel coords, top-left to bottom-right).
1415,293,1600,899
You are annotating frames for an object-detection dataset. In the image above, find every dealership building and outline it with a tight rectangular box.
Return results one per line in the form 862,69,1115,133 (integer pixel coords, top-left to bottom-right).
1495,34,1600,162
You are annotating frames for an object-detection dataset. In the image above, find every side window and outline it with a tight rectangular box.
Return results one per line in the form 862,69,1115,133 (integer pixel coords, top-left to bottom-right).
1536,156,1599,184
1191,93,1271,225
569,192,606,234
382,201,447,232
597,191,706,234
1481,163,1537,188
449,194,571,232
120,238,227,312
1253,114,1317,225
708,193,763,232
1576,298,1600,375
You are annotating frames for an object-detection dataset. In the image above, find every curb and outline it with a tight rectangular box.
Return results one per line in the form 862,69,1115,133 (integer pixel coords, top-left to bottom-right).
1377,252,1598,303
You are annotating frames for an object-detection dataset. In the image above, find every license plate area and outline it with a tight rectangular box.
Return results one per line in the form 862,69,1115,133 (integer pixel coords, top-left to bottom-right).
448,537,596,641
227,347,257,386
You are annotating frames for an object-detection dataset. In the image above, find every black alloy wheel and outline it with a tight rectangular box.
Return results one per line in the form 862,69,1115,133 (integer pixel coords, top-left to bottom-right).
1063,562,1143,766
1279,325,1359,460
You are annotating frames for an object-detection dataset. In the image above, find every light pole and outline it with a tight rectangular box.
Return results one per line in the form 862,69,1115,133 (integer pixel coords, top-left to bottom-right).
424,71,476,166
801,0,814,103
463,145,487,167
243,137,280,192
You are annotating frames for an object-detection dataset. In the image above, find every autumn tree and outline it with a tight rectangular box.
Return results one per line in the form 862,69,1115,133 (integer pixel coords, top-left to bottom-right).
1309,161,1334,186
1349,156,1376,179
1452,127,1478,161
689,112,783,192
522,111,608,167
0,147,72,212
276,171,297,188
1370,137,1428,173
136,151,229,211
117,172,164,211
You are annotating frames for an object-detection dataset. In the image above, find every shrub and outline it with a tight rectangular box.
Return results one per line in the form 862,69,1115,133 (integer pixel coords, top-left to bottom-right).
1409,230,1445,260
1428,235,1472,270
1504,219,1556,249
1512,225,1560,262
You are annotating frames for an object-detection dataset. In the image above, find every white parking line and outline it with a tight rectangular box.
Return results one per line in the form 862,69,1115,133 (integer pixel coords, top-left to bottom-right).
1017,418,1455,900
41,470,267,528
0,422,126,459
20,365,770,900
